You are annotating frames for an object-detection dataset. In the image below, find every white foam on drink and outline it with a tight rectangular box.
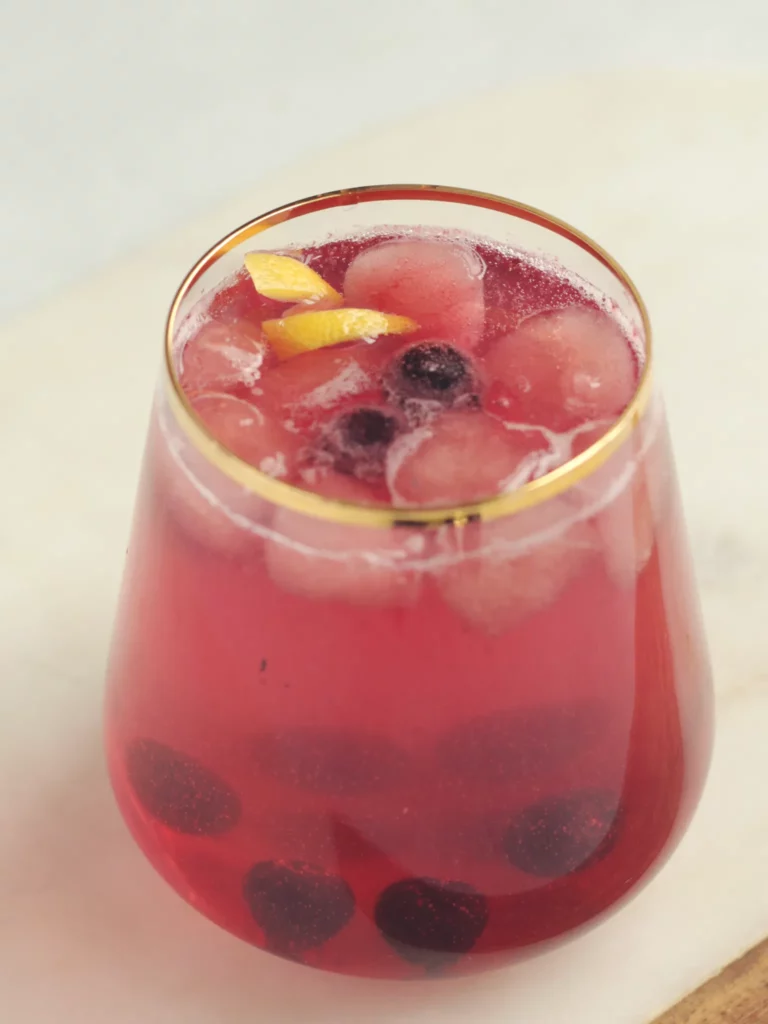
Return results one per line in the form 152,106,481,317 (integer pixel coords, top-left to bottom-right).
208,343,266,389
499,448,552,492
495,417,617,493
296,362,371,411
259,453,288,479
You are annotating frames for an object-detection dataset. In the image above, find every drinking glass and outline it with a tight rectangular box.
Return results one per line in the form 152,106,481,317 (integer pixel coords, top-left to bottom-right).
105,185,713,978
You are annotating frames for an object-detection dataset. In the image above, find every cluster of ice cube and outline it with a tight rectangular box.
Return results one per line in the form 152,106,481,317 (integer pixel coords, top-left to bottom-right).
166,234,651,628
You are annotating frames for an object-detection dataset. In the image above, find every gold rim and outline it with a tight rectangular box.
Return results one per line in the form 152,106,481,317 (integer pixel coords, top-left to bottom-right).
164,184,652,528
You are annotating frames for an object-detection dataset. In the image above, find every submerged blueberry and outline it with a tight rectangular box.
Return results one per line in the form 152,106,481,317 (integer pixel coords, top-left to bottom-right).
126,738,241,836
386,342,477,409
374,877,488,971
243,860,355,956
503,789,620,878
322,407,400,478
342,407,399,446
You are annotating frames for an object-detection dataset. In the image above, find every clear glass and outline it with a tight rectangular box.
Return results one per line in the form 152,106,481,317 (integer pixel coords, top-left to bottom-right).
105,186,713,979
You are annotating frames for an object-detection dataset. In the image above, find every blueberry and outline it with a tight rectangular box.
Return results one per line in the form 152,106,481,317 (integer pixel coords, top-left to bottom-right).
438,703,604,787
243,860,355,956
322,407,400,478
126,738,241,836
251,728,407,797
342,408,399,447
386,342,477,408
503,789,620,878
374,877,488,971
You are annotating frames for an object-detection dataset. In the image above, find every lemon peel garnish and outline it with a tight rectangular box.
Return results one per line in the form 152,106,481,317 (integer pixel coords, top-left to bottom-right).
244,252,343,305
261,308,418,360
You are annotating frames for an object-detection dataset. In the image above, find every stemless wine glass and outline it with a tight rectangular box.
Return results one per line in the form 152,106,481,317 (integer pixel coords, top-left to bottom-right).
105,185,713,979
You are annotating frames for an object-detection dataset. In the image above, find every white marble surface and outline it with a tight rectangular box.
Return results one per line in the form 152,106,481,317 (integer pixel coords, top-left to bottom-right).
1,71,768,1022
3,0,768,320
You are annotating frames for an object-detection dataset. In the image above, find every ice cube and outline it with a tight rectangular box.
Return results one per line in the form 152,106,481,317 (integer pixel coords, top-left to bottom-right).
436,499,598,633
191,392,303,478
153,406,272,558
265,473,423,607
570,413,670,588
387,411,550,508
343,238,485,350
179,319,272,397
485,307,638,431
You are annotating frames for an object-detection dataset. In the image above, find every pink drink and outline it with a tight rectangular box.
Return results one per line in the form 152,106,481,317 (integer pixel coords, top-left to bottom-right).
106,197,712,978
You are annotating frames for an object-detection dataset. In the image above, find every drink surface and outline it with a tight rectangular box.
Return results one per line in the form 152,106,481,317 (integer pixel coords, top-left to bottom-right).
174,231,642,509
105,227,713,978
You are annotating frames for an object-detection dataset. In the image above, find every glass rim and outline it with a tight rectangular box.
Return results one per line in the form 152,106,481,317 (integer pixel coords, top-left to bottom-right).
164,183,653,528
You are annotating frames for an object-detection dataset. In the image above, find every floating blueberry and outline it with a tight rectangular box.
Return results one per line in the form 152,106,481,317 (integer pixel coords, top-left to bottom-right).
323,407,400,478
126,738,241,836
503,789,620,878
243,860,355,957
438,703,604,787
251,728,407,797
386,342,477,409
374,877,488,971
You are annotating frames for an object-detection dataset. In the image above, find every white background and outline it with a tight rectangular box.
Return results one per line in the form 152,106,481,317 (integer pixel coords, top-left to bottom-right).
2,0,768,321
